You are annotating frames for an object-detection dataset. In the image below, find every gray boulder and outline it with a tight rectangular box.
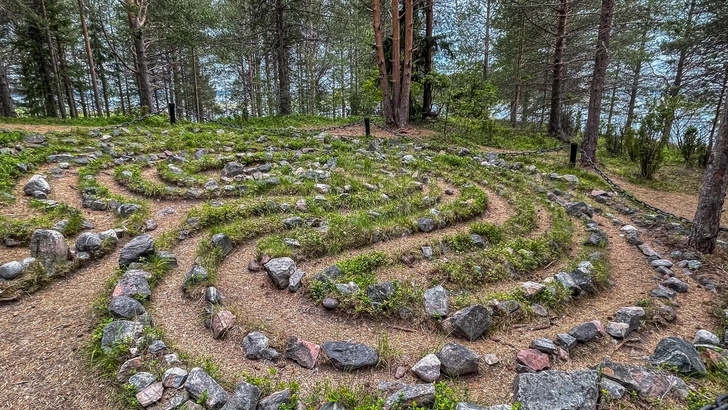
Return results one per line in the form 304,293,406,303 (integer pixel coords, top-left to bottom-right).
556,333,578,352
211,233,233,257
649,337,706,375
184,368,229,409
367,281,395,307
450,305,490,341
30,229,69,273
243,331,279,361
257,390,291,410
662,277,688,293
438,343,479,377
24,175,51,195
264,257,297,289
384,384,436,408
600,359,689,399
184,265,209,289
100,320,145,353
322,342,378,371
119,235,155,267
313,265,342,283
113,274,151,300
615,307,645,332
555,272,581,296
221,381,261,410
109,295,146,318
456,404,511,410
129,372,156,391
222,162,246,178
0,261,23,280
694,329,720,346
411,354,441,382
513,369,599,410
568,321,604,343
424,285,449,318
118,203,142,217
288,270,305,292
75,232,102,252
570,265,595,294
416,218,436,232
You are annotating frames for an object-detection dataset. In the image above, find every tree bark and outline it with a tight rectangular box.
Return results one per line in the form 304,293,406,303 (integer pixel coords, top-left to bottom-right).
510,14,525,127
548,0,569,141
0,62,16,117
373,0,395,126
422,0,434,119
689,67,728,254
483,0,492,81
662,0,696,141
398,0,414,126
275,0,291,115
707,66,728,165
78,0,102,117
391,0,401,126
41,0,66,118
127,0,152,110
581,0,615,165
192,47,201,120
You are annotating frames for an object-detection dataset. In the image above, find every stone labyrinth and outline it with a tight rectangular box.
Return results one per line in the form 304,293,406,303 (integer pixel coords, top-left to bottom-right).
0,119,726,410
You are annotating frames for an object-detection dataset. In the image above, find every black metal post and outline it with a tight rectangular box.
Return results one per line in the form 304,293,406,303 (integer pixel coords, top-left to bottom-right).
364,117,371,136
169,103,176,125
570,143,578,167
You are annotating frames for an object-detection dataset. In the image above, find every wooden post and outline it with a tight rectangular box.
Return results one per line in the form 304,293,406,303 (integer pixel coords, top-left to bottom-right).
570,143,578,167
169,103,176,125
365,117,371,136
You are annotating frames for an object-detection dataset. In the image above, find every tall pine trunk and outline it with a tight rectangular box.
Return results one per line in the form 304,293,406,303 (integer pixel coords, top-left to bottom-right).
78,0,102,117
662,0,696,142
548,0,569,140
422,0,434,119
127,1,152,110
707,66,728,165
397,0,414,125
689,66,728,254
41,0,66,118
510,14,525,127
0,62,16,117
373,0,394,126
581,0,615,165
275,0,291,115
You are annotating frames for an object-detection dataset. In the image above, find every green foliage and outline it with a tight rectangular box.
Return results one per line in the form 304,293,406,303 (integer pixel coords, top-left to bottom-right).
633,110,669,179
603,124,621,155
678,125,702,165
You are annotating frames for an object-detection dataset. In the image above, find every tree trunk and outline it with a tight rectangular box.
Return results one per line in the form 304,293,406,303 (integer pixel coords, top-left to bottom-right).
548,0,569,141
624,24,647,131
510,14,525,127
172,49,183,119
41,0,66,118
275,0,291,115
707,66,728,165
689,69,728,254
78,0,102,116
483,0,492,81
127,1,152,110
662,0,696,141
397,0,414,126
422,0,434,119
606,64,620,128
0,62,16,117
116,64,126,115
373,0,395,126
98,62,111,116
581,0,615,165
192,48,201,120
391,0,401,126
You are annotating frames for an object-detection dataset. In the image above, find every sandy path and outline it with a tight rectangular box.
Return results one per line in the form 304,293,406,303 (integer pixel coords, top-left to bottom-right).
0,124,93,134
599,170,728,226
0,184,195,409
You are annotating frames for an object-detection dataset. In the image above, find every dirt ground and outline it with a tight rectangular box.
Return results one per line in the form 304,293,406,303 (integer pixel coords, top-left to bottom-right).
0,136,724,409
